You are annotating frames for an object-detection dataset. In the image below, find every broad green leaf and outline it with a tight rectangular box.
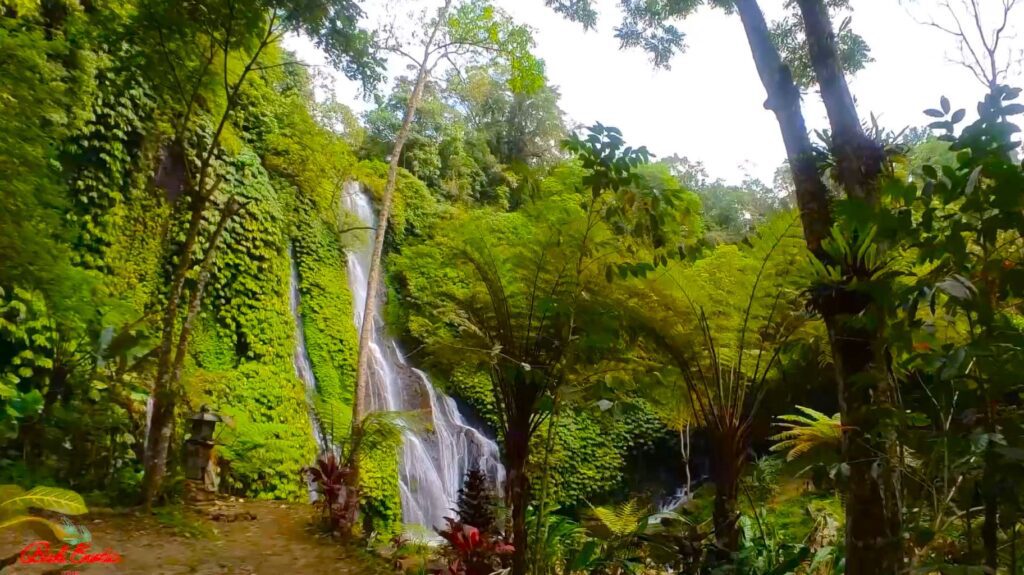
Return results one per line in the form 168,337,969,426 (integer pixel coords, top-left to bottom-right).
1,486,87,515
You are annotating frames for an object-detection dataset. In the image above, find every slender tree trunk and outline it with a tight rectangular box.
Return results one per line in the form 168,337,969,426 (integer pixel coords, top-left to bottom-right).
352,58,431,426
142,200,238,507
734,1,900,571
141,14,273,508
796,0,884,200
733,0,831,254
505,424,531,575
345,47,430,533
142,199,208,508
682,422,692,497
794,3,901,573
827,317,902,574
347,0,450,532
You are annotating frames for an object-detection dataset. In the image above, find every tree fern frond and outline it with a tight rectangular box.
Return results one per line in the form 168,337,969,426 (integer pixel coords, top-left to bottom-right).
768,406,842,462
591,498,647,537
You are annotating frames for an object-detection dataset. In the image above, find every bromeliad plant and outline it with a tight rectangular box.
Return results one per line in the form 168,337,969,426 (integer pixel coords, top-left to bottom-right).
436,517,515,575
302,411,407,536
303,451,356,535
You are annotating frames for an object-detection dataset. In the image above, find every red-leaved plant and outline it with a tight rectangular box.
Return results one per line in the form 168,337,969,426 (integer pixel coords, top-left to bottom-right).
301,452,358,535
436,517,514,575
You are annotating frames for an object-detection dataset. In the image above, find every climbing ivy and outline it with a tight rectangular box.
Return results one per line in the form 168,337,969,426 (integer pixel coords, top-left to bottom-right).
207,149,293,363
64,51,156,270
194,362,316,500
359,433,403,538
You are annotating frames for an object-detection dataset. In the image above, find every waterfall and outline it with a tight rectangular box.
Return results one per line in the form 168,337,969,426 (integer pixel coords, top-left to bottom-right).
341,180,506,531
289,249,330,455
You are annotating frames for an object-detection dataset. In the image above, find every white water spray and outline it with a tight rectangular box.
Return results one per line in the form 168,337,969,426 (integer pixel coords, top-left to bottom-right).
289,250,330,454
341,181,505,531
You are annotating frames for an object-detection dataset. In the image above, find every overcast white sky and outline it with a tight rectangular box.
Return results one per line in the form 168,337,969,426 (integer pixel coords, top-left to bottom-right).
284,0,1023,184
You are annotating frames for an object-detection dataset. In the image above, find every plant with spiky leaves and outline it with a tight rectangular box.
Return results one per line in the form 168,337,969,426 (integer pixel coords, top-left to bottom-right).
769,406,843,462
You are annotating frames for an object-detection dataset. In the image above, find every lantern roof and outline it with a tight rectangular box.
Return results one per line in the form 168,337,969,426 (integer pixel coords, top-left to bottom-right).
190,404,222,422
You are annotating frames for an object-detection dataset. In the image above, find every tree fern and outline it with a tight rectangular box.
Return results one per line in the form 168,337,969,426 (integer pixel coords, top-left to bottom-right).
769,406,842,462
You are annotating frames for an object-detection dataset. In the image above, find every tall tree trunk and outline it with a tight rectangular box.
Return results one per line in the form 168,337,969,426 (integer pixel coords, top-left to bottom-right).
794,3,901,574
734,1,901,572
352,59,430,426
799,0,901,570
142,200,238,507
795,0,884,201
827,317,902,574
347,0,450,531
142,198,208,508
141,13,273,508
345,45,430,533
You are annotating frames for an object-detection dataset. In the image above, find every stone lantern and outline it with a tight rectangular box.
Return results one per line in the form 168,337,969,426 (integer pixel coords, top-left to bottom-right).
184,405,221,482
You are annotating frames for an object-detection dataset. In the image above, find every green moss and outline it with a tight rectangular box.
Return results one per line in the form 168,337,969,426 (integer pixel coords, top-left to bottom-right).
359,438,403,538
445,364,500,431
530,410,625,508
197,362,316,501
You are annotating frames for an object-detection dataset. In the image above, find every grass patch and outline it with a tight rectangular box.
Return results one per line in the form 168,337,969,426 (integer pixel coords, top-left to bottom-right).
153,506,217,540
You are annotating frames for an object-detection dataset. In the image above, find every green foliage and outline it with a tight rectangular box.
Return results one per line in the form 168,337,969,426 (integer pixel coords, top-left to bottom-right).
207,150,294,363
770,407,842,463
446,365,501,431
769,0,872,88
64,50,158,270
553,0,871,85
196,362,315,500
442,0,545,95
0,484,88,542
0,9,94,300
353,159,439,243
531,411,625,508
0,288,51,441
291,201,358,437
354,412,409,539
591,499,647,538
360,442,402,538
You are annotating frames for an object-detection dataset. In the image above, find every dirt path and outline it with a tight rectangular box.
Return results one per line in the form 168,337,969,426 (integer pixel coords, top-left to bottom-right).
0,501,391,575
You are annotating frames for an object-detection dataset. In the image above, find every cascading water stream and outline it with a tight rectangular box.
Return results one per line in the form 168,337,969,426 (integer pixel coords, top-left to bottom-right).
341,181,505,532
289,249,329,455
